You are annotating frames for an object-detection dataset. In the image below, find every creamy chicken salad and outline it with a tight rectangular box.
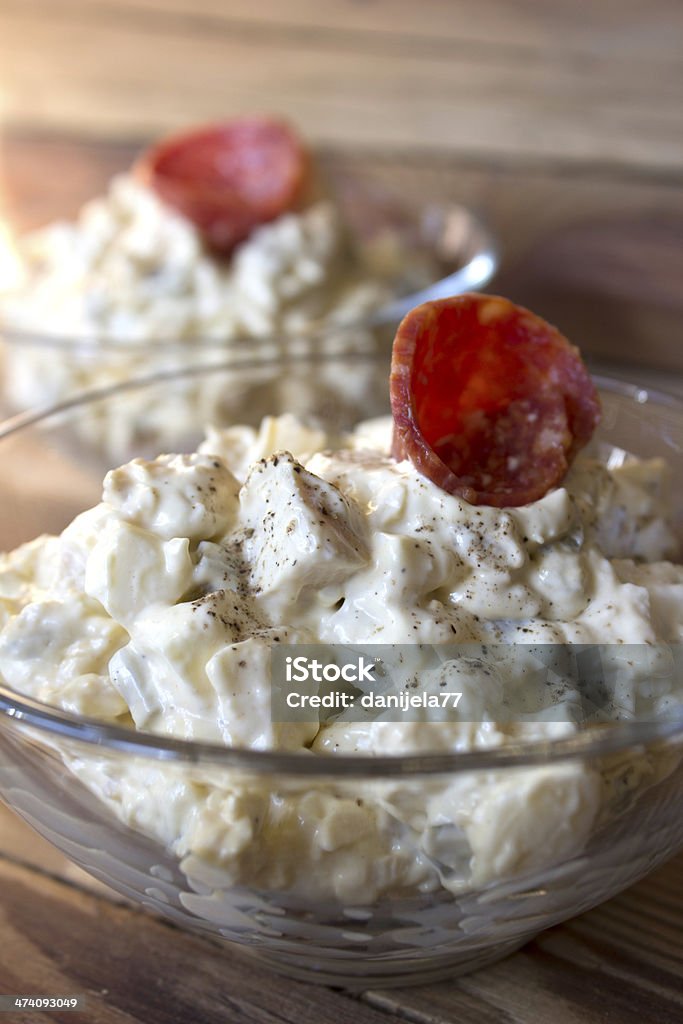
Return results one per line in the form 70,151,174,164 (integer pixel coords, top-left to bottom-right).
0,414,681,903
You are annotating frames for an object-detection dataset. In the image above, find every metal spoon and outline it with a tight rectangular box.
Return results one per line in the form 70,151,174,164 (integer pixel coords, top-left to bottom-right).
369,203,498,326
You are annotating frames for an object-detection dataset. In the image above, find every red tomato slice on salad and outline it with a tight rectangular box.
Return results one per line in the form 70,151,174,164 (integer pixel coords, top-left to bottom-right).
390,294,601,507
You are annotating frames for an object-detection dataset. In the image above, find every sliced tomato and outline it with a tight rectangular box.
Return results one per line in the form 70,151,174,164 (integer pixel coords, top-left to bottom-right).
137,117,308,254
390,294,601,507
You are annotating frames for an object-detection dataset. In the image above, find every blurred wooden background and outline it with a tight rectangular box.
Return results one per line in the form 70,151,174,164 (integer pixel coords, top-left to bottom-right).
1,0,682,172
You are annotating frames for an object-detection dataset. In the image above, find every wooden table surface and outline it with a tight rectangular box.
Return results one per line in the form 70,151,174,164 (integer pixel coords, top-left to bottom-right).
1,1,682,1020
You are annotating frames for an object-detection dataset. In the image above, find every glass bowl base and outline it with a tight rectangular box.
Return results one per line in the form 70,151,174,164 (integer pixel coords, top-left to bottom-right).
240,936,529,989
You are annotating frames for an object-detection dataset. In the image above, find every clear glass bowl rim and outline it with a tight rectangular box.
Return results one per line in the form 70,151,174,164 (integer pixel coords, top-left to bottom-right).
0,365,682,778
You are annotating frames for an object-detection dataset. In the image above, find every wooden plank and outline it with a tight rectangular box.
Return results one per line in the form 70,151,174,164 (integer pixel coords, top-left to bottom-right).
23,0,683,59
0,855,393,1024
364,854,683,1024
0,2,682,174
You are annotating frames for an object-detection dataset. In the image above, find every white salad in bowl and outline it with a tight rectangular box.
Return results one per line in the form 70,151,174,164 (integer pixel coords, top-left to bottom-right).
0,295,681,987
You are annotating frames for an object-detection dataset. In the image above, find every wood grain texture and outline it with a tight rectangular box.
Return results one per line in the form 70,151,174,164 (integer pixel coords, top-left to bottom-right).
365,858,683,1024
0,854,392,1024
67,0,683,57
1,0,682,174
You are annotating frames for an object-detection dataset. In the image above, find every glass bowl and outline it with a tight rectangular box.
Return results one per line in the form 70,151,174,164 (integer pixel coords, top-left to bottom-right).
0,169,497,465
0,360,681,989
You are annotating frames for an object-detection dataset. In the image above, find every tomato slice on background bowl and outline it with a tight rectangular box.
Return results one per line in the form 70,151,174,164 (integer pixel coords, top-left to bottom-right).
136,116,309,255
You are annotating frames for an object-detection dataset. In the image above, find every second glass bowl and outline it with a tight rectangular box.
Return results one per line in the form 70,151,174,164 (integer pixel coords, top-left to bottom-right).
0,167,497,463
